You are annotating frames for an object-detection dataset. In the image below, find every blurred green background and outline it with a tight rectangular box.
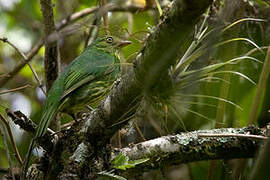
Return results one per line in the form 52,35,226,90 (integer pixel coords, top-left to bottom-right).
0,0,270,179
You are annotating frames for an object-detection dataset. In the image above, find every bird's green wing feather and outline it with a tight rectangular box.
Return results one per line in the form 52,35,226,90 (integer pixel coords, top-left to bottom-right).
61,73,95,100
61,48,118,99
35,75,66,138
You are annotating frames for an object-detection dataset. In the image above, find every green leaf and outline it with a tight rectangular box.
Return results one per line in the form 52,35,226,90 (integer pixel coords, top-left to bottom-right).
111,153,149,170
116,164,135,170
111,153,129,167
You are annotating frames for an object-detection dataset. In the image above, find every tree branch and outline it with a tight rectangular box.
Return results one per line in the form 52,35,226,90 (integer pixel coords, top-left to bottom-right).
57,125,266,178
0,84,30,95
40,0,60,91
113,126,266,177
40,0,60,132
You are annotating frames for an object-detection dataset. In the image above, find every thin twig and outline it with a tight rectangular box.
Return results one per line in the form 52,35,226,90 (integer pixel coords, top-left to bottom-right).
55,7,98,30
134,121,147,141
0,37,46,95
0,114,23,165
100,0,109,35
55,2,150,34
85,18,100,48
0,118,16,180
0,74,10,78
0,39,44,88
0,84,31,95
197,133,268,140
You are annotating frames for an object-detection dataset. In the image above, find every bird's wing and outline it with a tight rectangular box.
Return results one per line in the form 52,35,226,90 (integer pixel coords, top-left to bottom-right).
35,77,65,138
61,66,115,100
35,48,118,138
61,73,95,100
61,60,115,101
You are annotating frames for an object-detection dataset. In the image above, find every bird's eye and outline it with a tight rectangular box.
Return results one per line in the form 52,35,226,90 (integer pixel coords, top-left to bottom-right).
106,37,113,43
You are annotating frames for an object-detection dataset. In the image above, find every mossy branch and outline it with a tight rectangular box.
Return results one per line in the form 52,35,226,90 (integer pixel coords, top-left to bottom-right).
113,126,265,177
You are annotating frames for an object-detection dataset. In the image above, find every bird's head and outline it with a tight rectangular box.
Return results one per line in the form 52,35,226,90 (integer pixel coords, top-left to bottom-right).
92,36,131,54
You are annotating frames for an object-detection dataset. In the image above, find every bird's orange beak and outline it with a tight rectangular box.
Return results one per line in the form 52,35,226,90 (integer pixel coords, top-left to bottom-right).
117,40,132,48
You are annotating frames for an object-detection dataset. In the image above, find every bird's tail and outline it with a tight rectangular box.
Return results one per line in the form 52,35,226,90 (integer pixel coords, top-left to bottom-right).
35,78,65,138
35,105,59,138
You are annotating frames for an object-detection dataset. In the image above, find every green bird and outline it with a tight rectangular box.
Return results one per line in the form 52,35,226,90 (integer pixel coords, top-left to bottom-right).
23,36,130,177
23,36,130,176
36,36,131,138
